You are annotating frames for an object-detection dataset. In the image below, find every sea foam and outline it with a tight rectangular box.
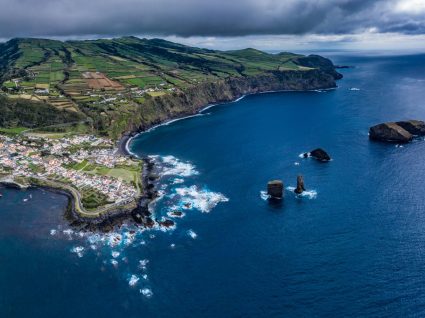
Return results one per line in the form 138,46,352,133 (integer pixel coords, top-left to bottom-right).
260,191,270,201
153,155,199,177
140,288,153,298
71,246,85,258
128,274,140,286
187,229,198,239
173,185,229,213
286,186,318,199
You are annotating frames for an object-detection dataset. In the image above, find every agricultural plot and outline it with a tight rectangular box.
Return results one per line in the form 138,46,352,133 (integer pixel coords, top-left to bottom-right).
83,72,124,90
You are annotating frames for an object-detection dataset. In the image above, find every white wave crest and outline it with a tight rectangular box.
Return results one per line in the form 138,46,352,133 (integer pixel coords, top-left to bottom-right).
172,178,185,184
71,246,85,257
260,191,270,201
140,288,153,298
63,229,73,236
111,259,118,267
187,229,197,239
286,186,318,199
139,259,149,270
128,274,140,287
158,155,199,177
174,185,229,213
349,87,360,91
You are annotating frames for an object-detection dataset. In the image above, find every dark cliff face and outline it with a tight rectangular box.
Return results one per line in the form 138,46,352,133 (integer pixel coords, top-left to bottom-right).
294,55,343,80
127,68,340,133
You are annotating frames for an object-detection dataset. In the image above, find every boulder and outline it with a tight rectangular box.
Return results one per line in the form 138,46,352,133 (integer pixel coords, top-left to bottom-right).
295,175,306,194
144,217,155,228
396,120,425,136
170,211,183,217
159,219,175,228
267,180,284,199
309,148,331,162
369,122,413,143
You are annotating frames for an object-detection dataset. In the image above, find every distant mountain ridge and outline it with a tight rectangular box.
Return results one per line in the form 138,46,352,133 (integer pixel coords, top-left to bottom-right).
0,37,342,138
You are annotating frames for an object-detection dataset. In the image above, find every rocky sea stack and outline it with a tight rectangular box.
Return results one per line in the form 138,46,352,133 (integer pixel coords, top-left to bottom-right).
267,180,284,199
304,148,331,162
369,120,425,143
295,175,306,194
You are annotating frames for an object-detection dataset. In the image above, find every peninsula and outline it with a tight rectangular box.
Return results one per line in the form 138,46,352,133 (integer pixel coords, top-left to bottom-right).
0,37,342,229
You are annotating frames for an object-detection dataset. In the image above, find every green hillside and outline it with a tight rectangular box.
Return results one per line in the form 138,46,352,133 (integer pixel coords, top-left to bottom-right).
0,36,341,139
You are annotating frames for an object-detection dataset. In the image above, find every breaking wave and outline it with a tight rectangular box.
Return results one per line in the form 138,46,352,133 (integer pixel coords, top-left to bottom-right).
50,153,229,297
260,191,270,201
151,155,199,177
171,185,229,213
286,186,318,199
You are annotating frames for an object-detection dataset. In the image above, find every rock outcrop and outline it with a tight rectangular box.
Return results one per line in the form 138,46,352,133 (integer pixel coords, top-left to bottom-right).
395,120,425,136
267,180,284,199
295,175,306,194
369,122,414,143
304,148,331,162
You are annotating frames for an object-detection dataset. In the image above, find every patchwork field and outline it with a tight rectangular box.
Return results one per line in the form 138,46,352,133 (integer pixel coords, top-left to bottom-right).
83,72,124,90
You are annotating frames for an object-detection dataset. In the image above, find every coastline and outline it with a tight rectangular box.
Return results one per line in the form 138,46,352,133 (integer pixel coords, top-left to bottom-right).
1,70,342,232
0,158,158,232
121,86,339,157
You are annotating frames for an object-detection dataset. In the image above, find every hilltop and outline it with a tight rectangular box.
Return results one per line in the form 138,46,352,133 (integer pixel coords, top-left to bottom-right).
0,37,342,139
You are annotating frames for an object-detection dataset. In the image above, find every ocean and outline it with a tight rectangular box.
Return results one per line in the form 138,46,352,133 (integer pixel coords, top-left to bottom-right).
2,53,425,317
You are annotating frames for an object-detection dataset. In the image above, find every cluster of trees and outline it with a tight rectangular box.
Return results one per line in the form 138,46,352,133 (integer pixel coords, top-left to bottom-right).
0,96,84,128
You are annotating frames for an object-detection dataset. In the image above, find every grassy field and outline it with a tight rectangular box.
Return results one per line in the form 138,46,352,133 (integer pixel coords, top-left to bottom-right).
0,127,28,135
65,159,142,191
81,188,112,210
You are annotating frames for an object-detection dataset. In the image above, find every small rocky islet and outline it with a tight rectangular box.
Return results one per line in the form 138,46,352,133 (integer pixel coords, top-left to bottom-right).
303,148,331,162
369,120,425,143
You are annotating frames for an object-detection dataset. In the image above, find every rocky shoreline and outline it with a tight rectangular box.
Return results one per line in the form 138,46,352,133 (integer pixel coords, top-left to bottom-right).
1,63,342,232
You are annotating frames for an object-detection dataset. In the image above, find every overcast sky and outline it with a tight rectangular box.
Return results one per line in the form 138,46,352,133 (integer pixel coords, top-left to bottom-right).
1,0,425,51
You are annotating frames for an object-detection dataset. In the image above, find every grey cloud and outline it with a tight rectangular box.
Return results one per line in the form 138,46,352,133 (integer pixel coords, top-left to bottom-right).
0,0,424,38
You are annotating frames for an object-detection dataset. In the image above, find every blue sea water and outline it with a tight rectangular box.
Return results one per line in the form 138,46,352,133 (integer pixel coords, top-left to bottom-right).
2,53,425,317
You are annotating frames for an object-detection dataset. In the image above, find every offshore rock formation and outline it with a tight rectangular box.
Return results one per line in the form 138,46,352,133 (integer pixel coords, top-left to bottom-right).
267,180,284,199
304,148,331,162
368,120,425,143
396,120,425,136
295,175,306,194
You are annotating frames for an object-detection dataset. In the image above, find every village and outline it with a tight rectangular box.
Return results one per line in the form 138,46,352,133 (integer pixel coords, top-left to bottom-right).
0,133,141,209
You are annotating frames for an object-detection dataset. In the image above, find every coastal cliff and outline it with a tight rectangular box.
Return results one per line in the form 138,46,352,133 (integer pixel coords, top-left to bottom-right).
126,68,340,134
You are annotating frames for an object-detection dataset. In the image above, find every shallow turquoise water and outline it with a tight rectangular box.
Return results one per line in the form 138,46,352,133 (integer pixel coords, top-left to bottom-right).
2,53,425,317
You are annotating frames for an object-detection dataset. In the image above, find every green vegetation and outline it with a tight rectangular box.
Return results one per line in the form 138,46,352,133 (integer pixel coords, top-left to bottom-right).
0,127,27,135
28,163,45,174
81,188,112,210
0,37,339,139
0,96,84,129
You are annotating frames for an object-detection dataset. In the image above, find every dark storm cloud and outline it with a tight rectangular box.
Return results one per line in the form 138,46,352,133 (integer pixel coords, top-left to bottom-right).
0,0,424,38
